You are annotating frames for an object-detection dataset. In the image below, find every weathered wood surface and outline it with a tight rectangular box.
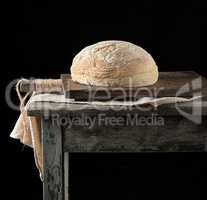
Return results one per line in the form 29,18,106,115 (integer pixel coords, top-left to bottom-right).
27,96,207,116
64,152,69,200
62,71,207,100
36,71,207,200
42,117,64,200
27,71,207,117
61,116,207,152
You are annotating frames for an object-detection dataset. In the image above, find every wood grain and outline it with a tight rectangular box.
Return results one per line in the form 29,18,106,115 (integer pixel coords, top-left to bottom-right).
62,116,207,152
62,71,207,100
27,96,207,116
37,71,207,200
42,117,64,200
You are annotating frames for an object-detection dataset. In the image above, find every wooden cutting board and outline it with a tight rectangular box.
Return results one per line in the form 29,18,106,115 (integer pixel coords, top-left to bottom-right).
61,71,207,100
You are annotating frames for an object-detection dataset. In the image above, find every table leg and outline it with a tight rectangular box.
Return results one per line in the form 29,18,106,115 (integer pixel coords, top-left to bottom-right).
42,117,64,200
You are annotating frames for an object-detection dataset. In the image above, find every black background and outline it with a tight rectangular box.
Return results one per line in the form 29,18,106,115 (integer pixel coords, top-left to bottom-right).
2,0,207,199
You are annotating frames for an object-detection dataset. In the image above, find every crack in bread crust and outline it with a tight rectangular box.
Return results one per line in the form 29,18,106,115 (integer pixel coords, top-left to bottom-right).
71,41,159,87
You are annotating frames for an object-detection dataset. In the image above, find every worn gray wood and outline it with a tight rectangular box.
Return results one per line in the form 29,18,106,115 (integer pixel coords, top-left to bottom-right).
28,71,207,200
42,117,64,200
62,116,207,152
27,96,207,117
64,152,69,200
27,71,207,117
62,71,207,100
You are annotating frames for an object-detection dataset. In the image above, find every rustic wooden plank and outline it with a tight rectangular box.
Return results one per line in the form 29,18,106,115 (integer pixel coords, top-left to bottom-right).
35,71,207,200
64,152,69,200
27,71,207,116
42,117,64,200
62,116,207,152
27,96,207,116
62,71,207,100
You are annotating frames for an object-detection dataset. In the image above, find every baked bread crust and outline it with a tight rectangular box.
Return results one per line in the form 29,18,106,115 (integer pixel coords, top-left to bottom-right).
71,41,158,87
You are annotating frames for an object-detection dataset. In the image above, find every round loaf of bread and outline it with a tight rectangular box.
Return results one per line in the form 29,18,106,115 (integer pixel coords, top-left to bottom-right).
71,41,158,87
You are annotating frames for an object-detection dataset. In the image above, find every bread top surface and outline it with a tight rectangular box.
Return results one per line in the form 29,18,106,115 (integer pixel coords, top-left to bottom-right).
71,40,158,87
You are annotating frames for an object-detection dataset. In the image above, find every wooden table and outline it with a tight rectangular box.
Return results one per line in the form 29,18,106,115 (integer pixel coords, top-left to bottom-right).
27,71,207,200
